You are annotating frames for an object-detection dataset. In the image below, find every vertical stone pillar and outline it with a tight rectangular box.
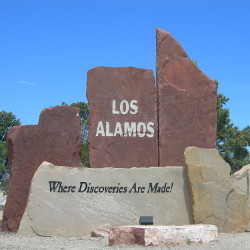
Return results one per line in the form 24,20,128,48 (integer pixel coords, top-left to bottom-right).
156,28,217,166
87,67,158,168
3,106,82,232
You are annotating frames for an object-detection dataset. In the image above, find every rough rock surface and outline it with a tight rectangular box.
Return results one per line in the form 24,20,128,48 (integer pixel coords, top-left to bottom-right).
3,106,82,233
18,162,193,237
156,28,217,166
109,225,218,246
91,223,111,237
231,165,250,231
185,147,249,233
87,67,158,168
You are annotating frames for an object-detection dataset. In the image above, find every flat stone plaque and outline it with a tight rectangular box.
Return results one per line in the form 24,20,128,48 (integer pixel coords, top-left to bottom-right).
18,162,193,236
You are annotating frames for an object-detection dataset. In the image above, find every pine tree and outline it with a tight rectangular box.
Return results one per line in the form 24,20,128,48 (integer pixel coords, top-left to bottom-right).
216,80,250,173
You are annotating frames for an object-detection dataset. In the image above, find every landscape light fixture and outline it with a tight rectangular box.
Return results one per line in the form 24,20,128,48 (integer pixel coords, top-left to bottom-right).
139,216,153,225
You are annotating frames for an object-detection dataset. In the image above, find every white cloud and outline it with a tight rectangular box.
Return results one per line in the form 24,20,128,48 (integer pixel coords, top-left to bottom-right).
18,80,37,86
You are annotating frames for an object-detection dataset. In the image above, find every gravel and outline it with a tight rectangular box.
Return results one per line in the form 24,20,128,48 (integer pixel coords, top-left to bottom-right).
1,210,249,250
0,229,250,250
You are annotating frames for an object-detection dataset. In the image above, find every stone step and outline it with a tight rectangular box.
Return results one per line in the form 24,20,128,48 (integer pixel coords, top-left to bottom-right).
109,224,218,247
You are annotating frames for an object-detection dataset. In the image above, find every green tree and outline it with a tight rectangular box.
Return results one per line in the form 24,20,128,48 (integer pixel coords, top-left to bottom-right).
0,111,21,142
242,126,250,146
0,111,21,176
0,141,7,174
61,102,89,167
216,80,250,173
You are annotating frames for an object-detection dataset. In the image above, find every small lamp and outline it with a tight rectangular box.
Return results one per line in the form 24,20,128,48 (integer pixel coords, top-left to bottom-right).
139,216,153,225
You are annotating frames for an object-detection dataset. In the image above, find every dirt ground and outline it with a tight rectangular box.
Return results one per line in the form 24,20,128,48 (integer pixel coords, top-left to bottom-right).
1,209,249,250
0,220,250,250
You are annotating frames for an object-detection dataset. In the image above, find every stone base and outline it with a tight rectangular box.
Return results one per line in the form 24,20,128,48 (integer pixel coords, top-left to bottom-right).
109,225,218,246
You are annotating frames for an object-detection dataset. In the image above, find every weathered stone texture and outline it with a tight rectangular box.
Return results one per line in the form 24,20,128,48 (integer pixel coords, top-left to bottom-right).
18,162,193,237
91,223,111,238
231,165,250,231
157,28,217,166
109,225,218,246
87,67,158,168
185,147,249,233
3,106,82,233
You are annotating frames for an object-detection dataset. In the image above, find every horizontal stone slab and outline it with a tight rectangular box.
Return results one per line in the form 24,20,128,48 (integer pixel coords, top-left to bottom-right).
18,162,193,236
109,225,218,246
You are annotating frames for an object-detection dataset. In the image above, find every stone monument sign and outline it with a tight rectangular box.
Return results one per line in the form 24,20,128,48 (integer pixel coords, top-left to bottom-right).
3,28,219,235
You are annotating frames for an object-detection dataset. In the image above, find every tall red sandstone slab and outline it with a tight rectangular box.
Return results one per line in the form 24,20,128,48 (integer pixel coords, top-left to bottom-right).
3,106,82,232
156,28,217,166
87,67,158,168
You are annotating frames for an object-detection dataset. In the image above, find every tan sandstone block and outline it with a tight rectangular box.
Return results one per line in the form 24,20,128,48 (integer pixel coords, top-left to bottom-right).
184,147,249,233
18,162,193,236
231,165,250,231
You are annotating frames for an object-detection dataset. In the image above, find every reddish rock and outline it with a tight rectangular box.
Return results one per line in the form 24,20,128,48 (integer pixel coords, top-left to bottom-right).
87,67,158,168
2,106,82,232
109,225,218,246
91,223,112,237
156,28,217,166
109,226,145,246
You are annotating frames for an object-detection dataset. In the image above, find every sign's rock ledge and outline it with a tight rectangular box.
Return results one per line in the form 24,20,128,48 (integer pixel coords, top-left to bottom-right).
108,225,218,246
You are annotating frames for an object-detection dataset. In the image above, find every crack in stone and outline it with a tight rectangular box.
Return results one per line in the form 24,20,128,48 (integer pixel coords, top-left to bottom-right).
156,31,167,51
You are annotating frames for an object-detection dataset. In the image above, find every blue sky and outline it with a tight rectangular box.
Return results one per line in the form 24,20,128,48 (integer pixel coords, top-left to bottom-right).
0,0,249,129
